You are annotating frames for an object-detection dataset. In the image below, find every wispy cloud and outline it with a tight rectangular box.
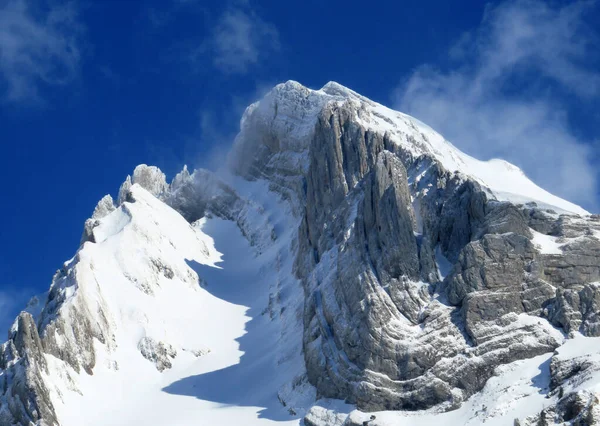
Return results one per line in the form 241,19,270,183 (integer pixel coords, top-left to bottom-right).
197,5,280,74
0,288,33,341
194,81,274,171
393,0,600,210
0,291,15,339
144,0,206,32
0,0,84,103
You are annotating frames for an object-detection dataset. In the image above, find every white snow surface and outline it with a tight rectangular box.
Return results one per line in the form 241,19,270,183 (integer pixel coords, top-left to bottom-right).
530,229,564,255
251,81,588,215
46,183,312,426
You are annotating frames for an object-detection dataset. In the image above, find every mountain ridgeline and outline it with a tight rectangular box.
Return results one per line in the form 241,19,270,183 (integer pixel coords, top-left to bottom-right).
1,81,600,426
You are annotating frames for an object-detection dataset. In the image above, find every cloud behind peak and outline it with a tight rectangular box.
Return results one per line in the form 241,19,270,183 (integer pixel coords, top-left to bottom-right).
394,0,600,211
198,4,280,75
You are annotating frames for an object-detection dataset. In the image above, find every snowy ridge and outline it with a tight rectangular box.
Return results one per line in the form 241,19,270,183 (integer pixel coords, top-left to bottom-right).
323,81,588,215
41,181,312,425
248,80,588,215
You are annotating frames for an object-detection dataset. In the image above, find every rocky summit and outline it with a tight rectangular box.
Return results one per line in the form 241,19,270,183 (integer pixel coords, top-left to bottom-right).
1,81,600,426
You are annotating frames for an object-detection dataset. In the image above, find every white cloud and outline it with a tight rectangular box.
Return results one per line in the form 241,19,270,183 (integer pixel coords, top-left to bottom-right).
201,6,279,74
394,0,600,211
0,0,83,103
194,81,274,171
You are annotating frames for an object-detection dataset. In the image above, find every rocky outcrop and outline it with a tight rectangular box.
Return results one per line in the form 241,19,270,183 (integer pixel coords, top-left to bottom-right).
549,282,600,337
138,337,177,372
118,165,168,204
81,194,116,244
0,313,59,426
519,339,600,425
524,391,600,425
303,405,348,426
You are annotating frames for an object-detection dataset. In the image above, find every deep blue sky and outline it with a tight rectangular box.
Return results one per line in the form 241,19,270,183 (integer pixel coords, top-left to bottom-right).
0,0,599,331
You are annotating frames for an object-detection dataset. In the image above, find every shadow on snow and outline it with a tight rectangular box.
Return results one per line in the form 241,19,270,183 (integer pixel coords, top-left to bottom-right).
162,219,299,422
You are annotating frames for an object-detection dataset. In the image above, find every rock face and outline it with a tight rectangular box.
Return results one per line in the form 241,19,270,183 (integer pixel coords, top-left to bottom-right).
231,81,600,412
0,313,58,426
1,81,599,425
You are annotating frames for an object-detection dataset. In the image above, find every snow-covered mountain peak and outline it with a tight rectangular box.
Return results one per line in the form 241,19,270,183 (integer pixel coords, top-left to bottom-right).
243,80,588,215
117,164,169,205
2,80,600,426
320,81,374,103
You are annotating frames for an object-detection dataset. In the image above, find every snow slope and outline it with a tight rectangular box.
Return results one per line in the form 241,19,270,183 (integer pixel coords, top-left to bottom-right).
43,183,312,426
